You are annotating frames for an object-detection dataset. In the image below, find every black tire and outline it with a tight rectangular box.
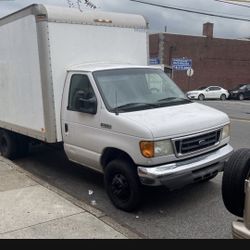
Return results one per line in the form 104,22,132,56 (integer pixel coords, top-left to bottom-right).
238,93,244,101
222,148,250,217
0,130,18,159
220,94,226,101
198,94,205,101
104,159,142,212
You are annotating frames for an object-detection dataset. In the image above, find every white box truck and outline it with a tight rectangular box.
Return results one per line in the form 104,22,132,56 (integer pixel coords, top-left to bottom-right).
0,4,233,211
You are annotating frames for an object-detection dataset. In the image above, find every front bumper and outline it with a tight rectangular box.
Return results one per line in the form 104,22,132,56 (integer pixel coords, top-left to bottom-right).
186,94,198,100
232,220,250,239
137,144,233,188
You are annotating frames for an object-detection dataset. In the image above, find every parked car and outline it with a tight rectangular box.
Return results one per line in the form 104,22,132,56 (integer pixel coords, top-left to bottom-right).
229,84,250,101
186,86,229,101
222,148,250,239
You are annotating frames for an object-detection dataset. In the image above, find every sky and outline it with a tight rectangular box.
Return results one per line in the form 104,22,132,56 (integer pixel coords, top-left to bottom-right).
0,0,249,39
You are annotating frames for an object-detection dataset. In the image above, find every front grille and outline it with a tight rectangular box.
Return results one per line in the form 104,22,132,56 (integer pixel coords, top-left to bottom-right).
174,130,221,156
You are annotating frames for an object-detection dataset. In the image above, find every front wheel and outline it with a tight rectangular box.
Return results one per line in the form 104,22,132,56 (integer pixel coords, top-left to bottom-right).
198,94,205,101
222,148,250,217
238,94,244,101
104,159,142,212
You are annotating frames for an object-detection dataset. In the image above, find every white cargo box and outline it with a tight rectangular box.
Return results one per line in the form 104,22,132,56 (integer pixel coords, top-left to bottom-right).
0,4,148,142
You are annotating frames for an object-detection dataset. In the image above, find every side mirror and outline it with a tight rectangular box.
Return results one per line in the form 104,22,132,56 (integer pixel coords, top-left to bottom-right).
206,89,209,92
76,92,97,114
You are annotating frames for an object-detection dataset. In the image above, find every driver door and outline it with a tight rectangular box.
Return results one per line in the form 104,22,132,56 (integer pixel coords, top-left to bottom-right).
61,72,102,171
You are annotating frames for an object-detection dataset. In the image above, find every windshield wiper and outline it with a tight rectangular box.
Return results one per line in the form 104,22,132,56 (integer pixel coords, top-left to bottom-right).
114,102,158,112
156,97,191,103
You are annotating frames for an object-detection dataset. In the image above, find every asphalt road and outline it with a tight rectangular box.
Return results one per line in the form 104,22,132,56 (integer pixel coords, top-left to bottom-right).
14,100,250,239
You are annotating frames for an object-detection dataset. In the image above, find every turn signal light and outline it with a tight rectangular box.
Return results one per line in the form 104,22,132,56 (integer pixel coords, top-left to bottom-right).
140,141,154,158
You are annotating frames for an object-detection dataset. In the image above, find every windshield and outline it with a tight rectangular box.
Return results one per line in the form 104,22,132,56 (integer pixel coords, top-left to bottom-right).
239,85,246,90
232,84,246,90
93,68,190,113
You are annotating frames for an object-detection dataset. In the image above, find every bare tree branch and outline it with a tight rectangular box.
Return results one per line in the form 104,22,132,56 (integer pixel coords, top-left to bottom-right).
66,0,97,11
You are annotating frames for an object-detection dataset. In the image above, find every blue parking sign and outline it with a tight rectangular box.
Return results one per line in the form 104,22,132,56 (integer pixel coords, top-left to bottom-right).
149,57,161,65
172,58,192,70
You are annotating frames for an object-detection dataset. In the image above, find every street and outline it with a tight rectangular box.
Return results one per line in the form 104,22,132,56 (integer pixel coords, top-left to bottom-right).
14,100,250,239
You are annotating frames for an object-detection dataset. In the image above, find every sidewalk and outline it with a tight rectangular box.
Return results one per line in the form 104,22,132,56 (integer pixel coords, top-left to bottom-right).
0,156,140,239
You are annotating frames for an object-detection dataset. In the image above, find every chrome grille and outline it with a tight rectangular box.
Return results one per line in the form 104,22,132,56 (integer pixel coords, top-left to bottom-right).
174,130,221,156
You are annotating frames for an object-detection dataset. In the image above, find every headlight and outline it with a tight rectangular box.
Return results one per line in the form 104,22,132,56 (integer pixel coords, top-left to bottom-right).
140,140,174,158
155,140,174,156
222,124,230,140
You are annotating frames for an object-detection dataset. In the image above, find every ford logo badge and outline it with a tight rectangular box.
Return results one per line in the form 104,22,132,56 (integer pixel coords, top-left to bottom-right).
199,139,206,146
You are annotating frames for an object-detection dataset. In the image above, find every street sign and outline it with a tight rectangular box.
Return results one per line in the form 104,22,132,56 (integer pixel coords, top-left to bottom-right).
172,58,192,70
187,68,194,77
149,57,160,65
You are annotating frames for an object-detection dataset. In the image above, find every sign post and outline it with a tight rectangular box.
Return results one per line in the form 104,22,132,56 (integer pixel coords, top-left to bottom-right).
186,68,194,91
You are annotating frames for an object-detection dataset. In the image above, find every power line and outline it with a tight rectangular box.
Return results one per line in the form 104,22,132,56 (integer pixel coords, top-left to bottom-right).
215,0,250,8
226,0,250,2
130,0,250,22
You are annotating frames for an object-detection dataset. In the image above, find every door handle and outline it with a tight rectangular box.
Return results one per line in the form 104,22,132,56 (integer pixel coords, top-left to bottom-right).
65,123,69,133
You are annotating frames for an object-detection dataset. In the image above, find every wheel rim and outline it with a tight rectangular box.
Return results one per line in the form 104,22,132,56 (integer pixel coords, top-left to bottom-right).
0,137,7,156
111,173,131,202
221,95,226,100
199,95,204,101
239,94,244,100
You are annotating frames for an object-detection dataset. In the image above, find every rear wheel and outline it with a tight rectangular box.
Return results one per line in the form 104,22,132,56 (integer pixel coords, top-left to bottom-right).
0,130,29,159
198,94,205,101
222,148,250,217
0,130,18,159
104,159,142,212
220,94,226,101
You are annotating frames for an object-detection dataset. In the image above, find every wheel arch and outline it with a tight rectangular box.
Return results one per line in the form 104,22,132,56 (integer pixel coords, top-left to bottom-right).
198,93,205,100
100,147,136,169
238,93,244,100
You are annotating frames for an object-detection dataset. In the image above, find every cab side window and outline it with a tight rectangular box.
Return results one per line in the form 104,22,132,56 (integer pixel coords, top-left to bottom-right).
68,74,96,112
208,87,220,91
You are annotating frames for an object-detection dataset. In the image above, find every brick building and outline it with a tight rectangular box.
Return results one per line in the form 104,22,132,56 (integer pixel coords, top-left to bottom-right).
149,23,250,92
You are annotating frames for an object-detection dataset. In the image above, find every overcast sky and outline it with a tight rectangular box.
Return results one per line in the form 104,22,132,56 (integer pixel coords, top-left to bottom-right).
0,0,249,39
